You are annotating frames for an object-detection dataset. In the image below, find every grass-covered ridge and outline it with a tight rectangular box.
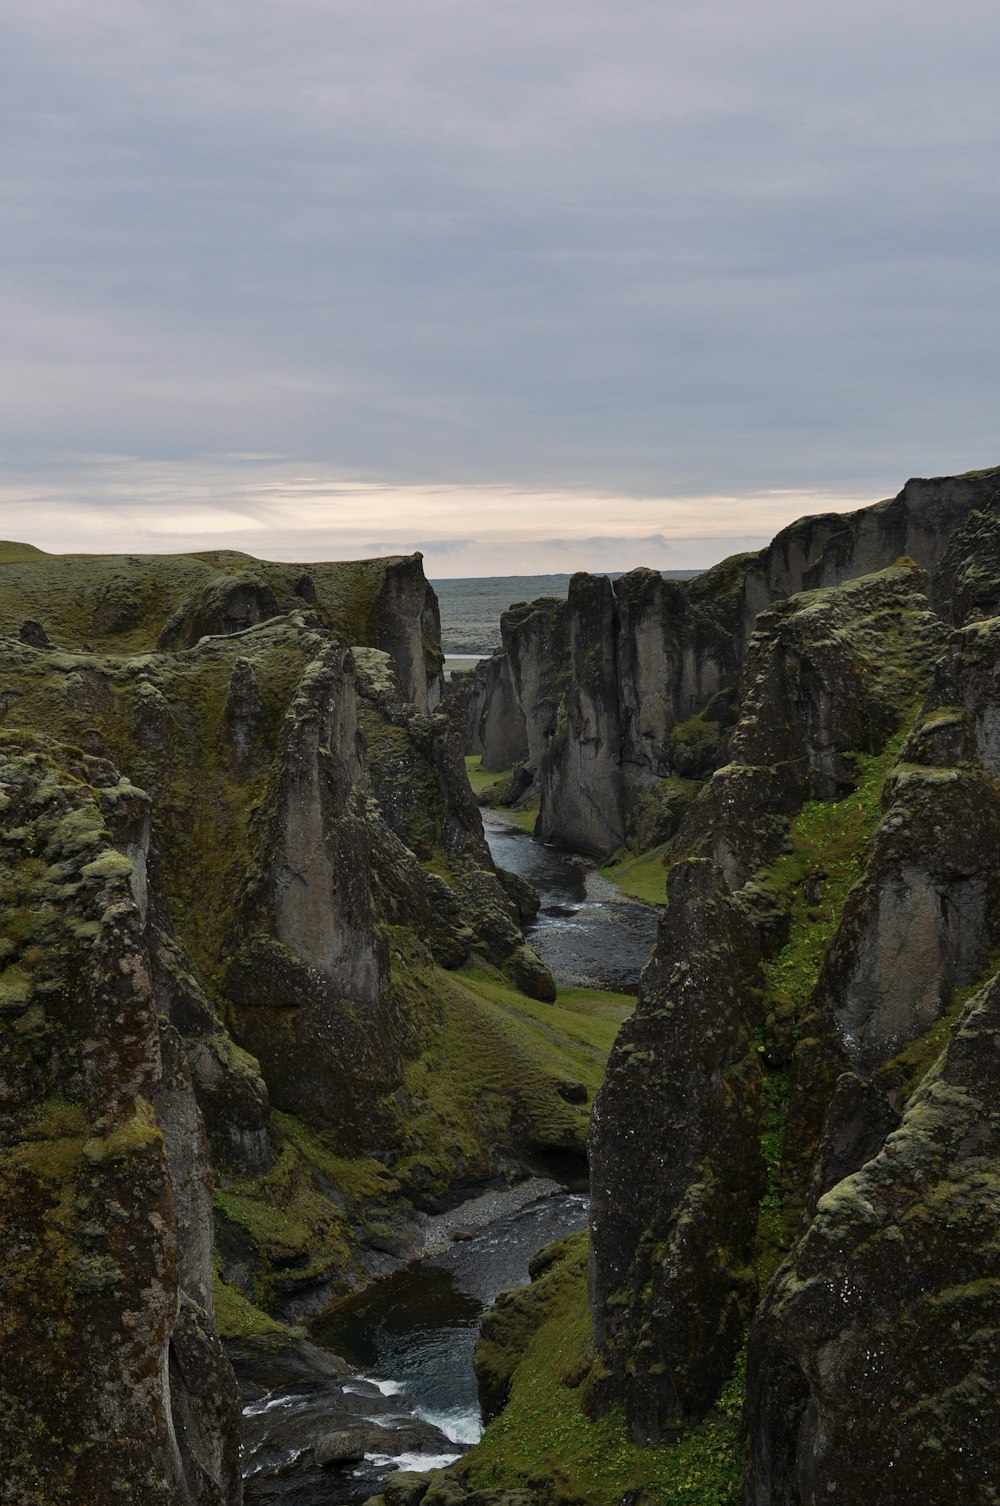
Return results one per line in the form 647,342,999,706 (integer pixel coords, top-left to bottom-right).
0,544,431,654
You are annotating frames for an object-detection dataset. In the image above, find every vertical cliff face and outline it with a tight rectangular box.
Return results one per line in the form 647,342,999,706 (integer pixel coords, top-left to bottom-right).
586,562,947,1444
366,552,445,712
588,859,764,1442
469,472,1000,859
745,972,1000,1506
221,641,400,1133
535,575,625,858
0,741,241,1505
467,651,529,770
741,610,1000,1502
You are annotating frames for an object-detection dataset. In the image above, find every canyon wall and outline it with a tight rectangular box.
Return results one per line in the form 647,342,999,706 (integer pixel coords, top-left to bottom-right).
471,468,1000,858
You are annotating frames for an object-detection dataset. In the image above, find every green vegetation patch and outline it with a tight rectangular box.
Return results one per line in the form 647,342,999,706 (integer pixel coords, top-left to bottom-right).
465,755,539,833
457,1234,744,1506
752,731,908,1269
213,1110,400,1309
390,968,631,1195
600,843,669,905
759,732,908,1018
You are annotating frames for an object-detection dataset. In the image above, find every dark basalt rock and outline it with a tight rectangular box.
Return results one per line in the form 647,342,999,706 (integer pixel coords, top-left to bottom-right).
18,616,51,648
678,562,947,890
224,655,267,775
472,470,1000,859
745,972,1000,1505
782,616,1000,1226
536,574,625,859
0,739,241,1504
467,651,529,771
588,858,765,1440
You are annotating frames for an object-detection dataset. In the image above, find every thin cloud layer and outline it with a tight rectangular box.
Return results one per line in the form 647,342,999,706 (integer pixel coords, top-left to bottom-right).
0,454,876,575
1,1,998,561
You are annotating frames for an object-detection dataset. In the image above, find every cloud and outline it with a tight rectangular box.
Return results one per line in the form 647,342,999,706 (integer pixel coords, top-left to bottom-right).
0,453,876,573
0,0,998,514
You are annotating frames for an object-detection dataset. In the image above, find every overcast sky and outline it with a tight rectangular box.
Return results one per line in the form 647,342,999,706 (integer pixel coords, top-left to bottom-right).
2,1,998,575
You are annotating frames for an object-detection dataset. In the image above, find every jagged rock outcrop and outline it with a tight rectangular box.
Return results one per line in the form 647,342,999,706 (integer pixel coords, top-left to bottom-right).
745,972,1000,1505
536,575,625,858
588,859,764,1441
0,739,241,1505
780,614,1000,1230
466,595,569,776
0,538,575,1414
932,504,1000,626
467,652,529,770
681,563,948,889
222,641,401,1133
587,559,958,1450
471,471,1000,858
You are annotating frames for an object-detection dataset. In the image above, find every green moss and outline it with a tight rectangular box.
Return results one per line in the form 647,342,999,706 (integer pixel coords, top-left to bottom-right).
600,844,669,904
458,1234,744,1506
753,731,908,1266
390,968,632,1194
211,1260,299,1341
464,755,508,799
667,709,724,777
213,1115,400,1305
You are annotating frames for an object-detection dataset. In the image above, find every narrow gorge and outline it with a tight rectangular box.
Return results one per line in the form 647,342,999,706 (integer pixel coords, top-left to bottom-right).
3,467,1000,1506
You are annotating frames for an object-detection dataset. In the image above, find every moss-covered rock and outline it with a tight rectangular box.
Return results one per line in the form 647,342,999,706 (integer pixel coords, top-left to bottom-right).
745,972,1000,1504
0,736,241,1503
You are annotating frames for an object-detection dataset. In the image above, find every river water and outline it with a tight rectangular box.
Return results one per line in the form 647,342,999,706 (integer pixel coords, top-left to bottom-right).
313,1192,591,1454
483,814,660,994
240,821,660,1502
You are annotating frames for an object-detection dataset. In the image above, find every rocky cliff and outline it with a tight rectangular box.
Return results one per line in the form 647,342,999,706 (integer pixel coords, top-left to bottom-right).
470,468,1000,859
0,737,241,1505
405,470,1000,1506
0,546,581,1502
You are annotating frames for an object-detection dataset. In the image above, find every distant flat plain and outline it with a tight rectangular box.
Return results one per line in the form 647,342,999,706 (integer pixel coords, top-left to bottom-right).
432,572,699,655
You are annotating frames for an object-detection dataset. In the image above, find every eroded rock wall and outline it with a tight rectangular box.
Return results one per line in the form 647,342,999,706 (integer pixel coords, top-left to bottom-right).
0,741,241,1505
470,471,1000,859
588,859,764,1441
745,973,1000,1506
587,559,955,1451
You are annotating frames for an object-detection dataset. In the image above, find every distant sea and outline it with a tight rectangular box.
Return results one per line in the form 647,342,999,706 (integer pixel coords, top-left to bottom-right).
432,571,698,656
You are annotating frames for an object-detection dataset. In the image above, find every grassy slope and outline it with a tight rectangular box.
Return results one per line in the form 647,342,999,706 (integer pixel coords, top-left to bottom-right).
466,755,539,834
599,843,669,904
212,968,633,1323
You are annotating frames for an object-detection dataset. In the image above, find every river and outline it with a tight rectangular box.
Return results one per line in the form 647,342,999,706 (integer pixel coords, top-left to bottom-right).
239,820,659,1502
482,813,659,993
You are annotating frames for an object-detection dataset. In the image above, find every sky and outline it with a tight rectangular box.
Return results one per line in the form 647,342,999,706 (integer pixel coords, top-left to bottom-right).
2,0,998,576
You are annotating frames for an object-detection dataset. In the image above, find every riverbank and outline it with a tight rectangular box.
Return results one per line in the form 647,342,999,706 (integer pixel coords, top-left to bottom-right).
234,1183,590,1505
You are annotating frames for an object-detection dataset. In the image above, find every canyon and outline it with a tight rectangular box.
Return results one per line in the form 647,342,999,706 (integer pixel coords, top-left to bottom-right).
3,467,1000,1506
